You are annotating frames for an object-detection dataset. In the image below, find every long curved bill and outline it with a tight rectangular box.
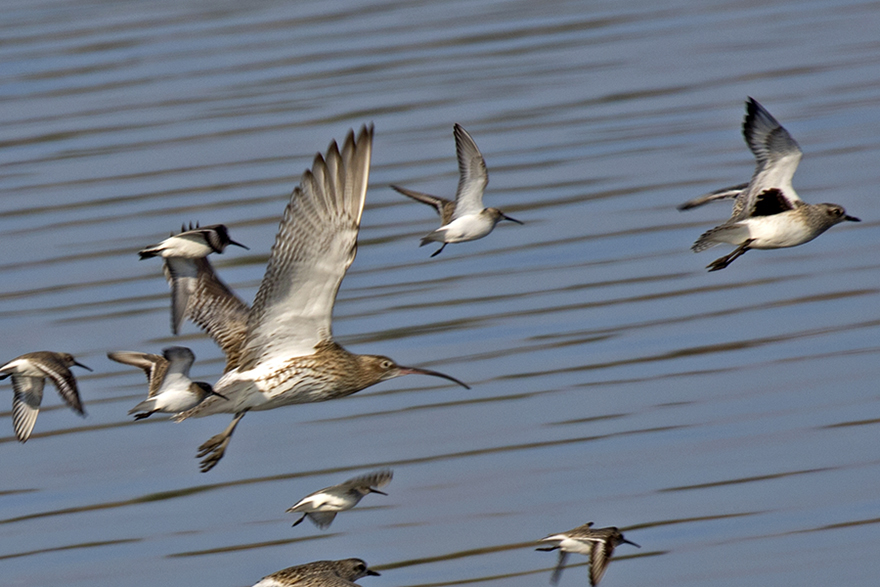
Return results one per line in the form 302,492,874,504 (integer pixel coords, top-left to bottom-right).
845,215,860,222
369,488,388,496
501,213,523,225
73,361,93,372
622,538,641,548
229,238,250,250
398,366,471,390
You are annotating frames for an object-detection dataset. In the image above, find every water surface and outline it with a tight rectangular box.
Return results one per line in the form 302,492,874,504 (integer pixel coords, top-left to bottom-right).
1,1,879,586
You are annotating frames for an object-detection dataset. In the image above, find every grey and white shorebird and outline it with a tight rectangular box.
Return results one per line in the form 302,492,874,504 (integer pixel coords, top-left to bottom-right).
391,123,522,257
680,97,859,271
288,469,393,529
171,125,469,472
537,522,639,587
139,222,248,334
0,351,91,442
107,346,227,420
252,558,380,587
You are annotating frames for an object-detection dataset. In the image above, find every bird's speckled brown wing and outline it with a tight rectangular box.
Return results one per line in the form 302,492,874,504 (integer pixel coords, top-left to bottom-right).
238,126,373,369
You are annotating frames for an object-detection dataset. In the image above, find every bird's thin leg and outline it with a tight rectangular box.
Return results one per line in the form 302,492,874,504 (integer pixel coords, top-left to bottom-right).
197,410,248,472
707,239,753,272
430,243,447,257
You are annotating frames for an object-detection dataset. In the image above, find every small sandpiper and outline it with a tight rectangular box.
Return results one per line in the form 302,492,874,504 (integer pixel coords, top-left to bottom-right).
139,222,248,334
391,123,522,257
537,522,639,587
680,97,859,271
107,346,227,420
0,351,91,442
252,558,380,587
172,125,469,472
288,469,393,529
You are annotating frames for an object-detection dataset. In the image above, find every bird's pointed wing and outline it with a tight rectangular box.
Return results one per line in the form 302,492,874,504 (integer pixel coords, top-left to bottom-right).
11,376,44,442
677,182,749,211
238,125,373,367
549,550,568,585
107,351,167,398
163,346,195,378
339,469,393,491
451,124,488,220
164,257,199,335
172,257,250,371
36,359,84,415
307,511,338,529
589,539,612,587
391,185,455,224
735,98,803,219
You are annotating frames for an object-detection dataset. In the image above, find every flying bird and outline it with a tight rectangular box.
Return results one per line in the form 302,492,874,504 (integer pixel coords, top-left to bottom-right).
538,522,639,587
139,222,248,334
0,351,91,442
252,558,380,587
288,469,393,529
108,346,227,420
171,126,469,472
392,123,522,257
680,97,859,271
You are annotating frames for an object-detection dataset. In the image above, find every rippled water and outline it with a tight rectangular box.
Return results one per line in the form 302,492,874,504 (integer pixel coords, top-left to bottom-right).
2,0,880,585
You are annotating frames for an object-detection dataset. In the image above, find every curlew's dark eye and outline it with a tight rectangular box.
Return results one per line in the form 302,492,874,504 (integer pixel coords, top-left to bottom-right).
380,360,394,370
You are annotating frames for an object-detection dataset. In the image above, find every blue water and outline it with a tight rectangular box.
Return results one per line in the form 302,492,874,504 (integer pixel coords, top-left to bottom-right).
1,0,879,585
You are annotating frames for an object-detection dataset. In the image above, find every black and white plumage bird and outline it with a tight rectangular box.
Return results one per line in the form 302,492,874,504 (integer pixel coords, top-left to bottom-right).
537,522,639,587
287,469,393,529
107,346,226,420
680,98,859,271
138,222,248,334
392,123,522,257
0,351,91,442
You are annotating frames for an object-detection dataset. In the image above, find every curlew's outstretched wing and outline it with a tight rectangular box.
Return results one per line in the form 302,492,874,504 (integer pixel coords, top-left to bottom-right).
238,125,373,368
451,123,488,220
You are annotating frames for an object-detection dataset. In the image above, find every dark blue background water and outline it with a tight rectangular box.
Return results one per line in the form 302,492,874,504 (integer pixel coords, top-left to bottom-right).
1,1,879,585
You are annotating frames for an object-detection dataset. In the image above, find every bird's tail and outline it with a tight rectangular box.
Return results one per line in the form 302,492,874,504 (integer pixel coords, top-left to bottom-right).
692,223,748,252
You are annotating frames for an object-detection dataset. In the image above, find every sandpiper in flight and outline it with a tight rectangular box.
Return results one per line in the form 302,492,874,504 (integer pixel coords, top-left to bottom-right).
537,522,639,587
139,222,248,334
680,97,859,271
391,123,522,257
252,558,380,587
288,469,393,529
0,351,91,442
172,125,469,472
107,346,227,420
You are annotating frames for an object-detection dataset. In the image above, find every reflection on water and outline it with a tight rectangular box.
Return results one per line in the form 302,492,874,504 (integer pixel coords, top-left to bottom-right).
2,0,880,586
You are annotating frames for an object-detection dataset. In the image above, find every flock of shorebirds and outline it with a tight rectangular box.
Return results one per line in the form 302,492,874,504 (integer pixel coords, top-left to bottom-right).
1,98,860,586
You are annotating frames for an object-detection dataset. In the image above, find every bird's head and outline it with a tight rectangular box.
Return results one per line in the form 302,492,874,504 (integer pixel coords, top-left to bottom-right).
360,355,470,390
486,207,523,226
